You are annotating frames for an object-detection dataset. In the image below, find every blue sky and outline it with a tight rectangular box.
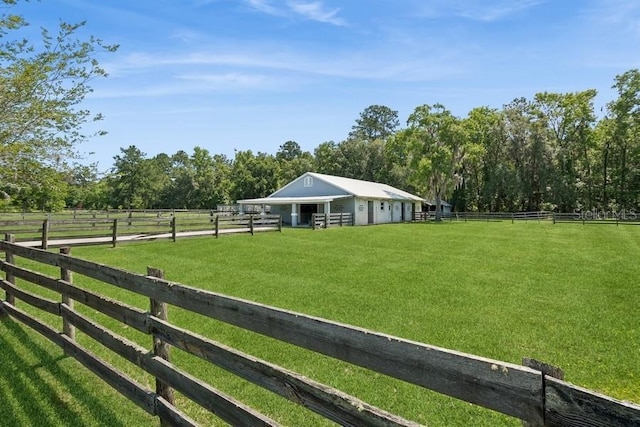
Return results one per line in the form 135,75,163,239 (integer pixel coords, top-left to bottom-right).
18,0,640,171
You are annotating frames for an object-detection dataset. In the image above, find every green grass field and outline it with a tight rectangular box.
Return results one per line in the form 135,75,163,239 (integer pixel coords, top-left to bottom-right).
1,221,639,426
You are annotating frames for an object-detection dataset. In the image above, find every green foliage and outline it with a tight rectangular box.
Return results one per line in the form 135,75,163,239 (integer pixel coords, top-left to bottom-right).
0,0,116,210
398,103,469,218
348,104,400,141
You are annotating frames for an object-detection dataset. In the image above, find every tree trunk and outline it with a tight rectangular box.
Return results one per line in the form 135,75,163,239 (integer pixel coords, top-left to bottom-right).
434,194,443,221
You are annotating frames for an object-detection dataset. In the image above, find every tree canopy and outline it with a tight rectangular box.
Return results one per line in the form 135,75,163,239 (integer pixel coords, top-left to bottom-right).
1,1,638,214
0,0,117,208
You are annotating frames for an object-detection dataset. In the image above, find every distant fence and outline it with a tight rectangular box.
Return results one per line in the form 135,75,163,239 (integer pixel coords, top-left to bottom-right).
1,237,638,426
0,212,281,248
413,210,640,225
311,213,354,230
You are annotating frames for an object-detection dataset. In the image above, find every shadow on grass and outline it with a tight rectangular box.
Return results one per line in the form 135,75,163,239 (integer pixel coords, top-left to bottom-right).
0,313,133,427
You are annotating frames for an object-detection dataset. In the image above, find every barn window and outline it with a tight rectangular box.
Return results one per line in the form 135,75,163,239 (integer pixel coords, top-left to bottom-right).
303,176,313,187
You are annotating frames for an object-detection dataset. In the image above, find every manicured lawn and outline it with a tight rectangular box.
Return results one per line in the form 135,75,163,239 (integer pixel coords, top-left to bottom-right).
1,221,639,426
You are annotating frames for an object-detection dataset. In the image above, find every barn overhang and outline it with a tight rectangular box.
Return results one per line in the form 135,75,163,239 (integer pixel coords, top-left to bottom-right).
237,195,351,226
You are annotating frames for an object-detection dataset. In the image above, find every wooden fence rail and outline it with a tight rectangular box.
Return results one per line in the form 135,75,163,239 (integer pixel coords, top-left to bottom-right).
311,213,354,230
0,214,282,248
413,210,640,226
0,237,639,426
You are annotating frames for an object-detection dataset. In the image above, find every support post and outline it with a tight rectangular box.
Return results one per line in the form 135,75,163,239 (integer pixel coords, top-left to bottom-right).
41,219,50,250
522,358,564,427
278,214,282,232
291,203,298,227
215,215,219,238
112,218,118,248
249,214,254,235
4,234,15,306
147,267,175,425
171,216,176,242
324,213,329,229
60,247,76,341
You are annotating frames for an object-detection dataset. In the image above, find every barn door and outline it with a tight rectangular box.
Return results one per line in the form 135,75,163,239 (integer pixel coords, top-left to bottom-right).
367,201,374,224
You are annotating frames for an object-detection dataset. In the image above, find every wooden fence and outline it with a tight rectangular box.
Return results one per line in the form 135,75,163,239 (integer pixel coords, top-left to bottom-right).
1,237,638,426
413,210,640,225
0,213,282,248
311,213,354,230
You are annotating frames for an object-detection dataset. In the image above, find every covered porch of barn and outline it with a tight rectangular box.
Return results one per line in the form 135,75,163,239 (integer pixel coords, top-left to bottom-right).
237,195,352,227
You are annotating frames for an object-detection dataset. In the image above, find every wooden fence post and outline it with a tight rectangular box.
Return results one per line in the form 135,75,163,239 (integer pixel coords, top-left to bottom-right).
147,267,175,425
171,216,176,242
215,215,219,238
249,215,254,235
4,234,15,306
112,218,118,248
41,219,50,250
60,247,76,341
522,358,564,427
324,213,329,229
278,214,282,232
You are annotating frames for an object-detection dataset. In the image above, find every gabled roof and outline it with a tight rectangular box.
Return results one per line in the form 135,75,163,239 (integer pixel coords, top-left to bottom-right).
271,172,424,202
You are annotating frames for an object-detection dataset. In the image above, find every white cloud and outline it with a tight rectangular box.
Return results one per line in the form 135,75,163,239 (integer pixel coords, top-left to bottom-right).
583,0,640,37
415,0,545,22
287,1,346,26
246,0,284,16
177,72,268,87
244,0,346,25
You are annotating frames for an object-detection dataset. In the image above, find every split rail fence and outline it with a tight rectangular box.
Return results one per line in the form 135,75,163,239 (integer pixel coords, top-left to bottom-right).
311,213,354,230
0,213,281,249
412,210,640,225
1,236,639,426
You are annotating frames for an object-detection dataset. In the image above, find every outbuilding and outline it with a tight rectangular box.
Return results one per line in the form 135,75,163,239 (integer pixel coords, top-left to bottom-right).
237,172,424,226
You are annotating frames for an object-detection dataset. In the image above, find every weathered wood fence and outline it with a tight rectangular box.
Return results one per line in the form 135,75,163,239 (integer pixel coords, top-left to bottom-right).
413,210,640,225
311,213,354,230
1,237,638,426
0,213,282,248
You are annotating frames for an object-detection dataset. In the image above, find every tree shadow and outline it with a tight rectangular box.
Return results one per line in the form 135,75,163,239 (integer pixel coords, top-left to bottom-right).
0,314,151,427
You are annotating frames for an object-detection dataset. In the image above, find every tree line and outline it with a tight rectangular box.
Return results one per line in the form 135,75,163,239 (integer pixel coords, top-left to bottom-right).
1,2,639,213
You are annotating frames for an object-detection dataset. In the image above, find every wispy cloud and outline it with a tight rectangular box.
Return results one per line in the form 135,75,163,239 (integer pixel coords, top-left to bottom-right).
583,0,640,36
287,1,346,26
415,0,544,22
246,0,284,16
245,0,346,25
177,72,268,87
106,42,467,84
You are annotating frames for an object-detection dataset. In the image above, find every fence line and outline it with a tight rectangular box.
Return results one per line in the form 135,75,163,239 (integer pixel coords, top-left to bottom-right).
412,210,640,225
0,237,638,426
311,212,354,229
0,214,282,248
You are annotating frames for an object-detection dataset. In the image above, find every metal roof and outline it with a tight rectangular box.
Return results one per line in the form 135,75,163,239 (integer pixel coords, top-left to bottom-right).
269,172,424,202
238,173,425,205
237,195,351,205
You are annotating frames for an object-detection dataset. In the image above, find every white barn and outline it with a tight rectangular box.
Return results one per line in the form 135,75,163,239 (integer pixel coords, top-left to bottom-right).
237,172,424,226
